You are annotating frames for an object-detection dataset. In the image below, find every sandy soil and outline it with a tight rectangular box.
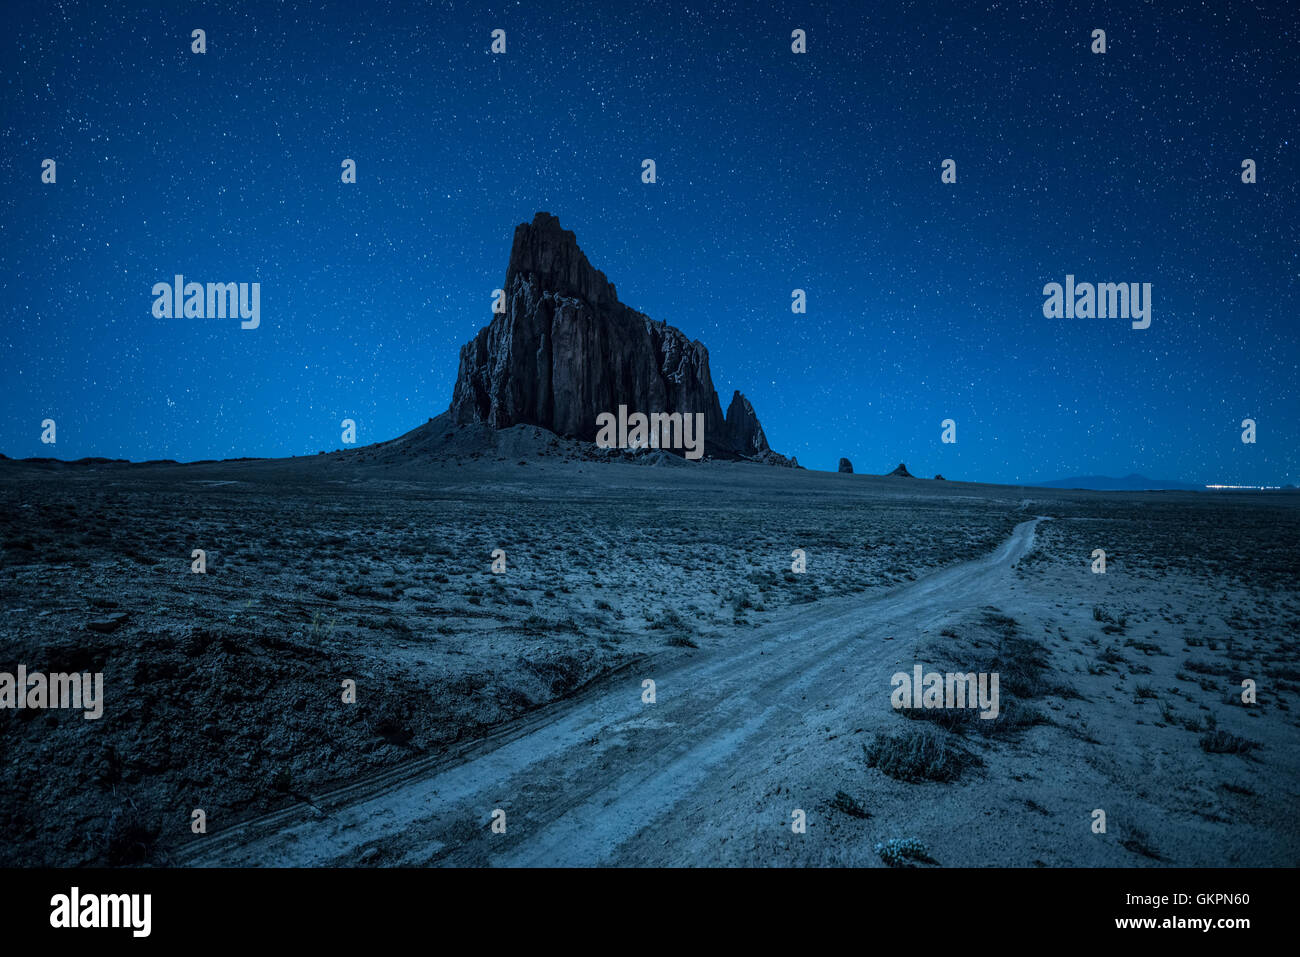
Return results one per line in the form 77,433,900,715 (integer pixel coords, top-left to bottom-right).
0,451,1018,865
174,508,1300,867
2,449,1296,866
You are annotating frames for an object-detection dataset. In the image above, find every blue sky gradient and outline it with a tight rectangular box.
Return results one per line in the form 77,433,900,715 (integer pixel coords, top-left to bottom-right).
2,0,1296,483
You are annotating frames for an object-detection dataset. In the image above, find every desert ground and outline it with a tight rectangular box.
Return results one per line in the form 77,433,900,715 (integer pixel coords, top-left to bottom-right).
1,434,1297,866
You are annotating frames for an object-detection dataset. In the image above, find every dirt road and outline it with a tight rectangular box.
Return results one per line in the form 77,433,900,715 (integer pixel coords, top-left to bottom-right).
180,518,1044,866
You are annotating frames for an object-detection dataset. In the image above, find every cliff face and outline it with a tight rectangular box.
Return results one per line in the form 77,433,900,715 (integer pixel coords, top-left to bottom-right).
450,213,787,462
724,391,770,457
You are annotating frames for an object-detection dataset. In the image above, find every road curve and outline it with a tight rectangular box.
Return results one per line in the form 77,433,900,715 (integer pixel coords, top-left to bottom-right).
181,518,1045,867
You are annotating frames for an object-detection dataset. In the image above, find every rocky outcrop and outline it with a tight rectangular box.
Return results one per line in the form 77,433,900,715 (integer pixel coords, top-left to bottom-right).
753,449,799,468
934,474,946,481
724,391,769,457
450,213,785,461
838,458,854,474
888,463,913,477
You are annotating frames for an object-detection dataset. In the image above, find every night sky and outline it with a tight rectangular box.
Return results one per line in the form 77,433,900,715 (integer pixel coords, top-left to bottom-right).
3,0,1296,484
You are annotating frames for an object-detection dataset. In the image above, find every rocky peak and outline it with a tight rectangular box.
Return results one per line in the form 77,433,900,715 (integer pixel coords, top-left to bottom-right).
505,212,619,310
724,391,770,456
449,214,787,463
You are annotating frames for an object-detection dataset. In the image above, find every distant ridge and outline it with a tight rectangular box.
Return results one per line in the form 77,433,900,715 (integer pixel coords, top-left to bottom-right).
1030,473,1201,491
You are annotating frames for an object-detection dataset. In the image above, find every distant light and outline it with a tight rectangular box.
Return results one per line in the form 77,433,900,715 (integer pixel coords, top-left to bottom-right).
1204,484,1282,490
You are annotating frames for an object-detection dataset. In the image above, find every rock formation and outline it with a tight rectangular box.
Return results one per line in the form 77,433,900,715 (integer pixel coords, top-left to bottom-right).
723,391,769,457
838,458,854,473
450,213,787,462
888,463,913,478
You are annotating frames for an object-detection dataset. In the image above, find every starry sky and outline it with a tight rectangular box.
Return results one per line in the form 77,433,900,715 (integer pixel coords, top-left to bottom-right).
2,0,1296,484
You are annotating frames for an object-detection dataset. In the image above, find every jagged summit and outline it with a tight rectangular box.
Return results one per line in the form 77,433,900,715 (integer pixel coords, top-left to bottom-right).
888,463,913,477
504,212,620,309
724,390,770,457
449,213,792,463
